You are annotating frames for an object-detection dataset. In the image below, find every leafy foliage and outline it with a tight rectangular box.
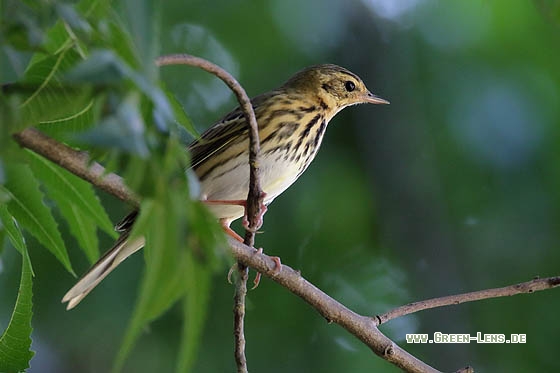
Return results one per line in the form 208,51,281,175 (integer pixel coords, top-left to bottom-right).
3,163,73,274
0,207,34,373
1,0,223,371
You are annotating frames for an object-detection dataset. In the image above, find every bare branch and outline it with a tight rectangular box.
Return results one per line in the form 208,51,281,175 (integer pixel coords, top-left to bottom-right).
375,276,560,325
12,128,139,206
233,265,249,373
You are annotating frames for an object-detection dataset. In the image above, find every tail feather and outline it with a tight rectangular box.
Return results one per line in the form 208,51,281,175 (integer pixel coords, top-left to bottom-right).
62,234,145,310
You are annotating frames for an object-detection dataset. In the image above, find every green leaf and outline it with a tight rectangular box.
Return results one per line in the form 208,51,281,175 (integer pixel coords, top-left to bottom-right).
3,162,74,274
0,237,35,373
64,49,128,84
58,201,100,264
66,50,174,133
113,199,190,372
176,255,212,373
0,206,26,258
101,19,140,69
17,49,94,130
55,3,93,37
12,18,95,131
73,93,150,157
26,151,116,238
162,84,199,139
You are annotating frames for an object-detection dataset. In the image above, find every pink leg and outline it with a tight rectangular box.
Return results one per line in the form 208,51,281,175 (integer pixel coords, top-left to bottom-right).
220,220,244,242
204,192,268,231
213,198,280,289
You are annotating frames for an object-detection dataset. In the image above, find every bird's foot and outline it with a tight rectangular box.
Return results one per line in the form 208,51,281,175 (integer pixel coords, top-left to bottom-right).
251,248,282,289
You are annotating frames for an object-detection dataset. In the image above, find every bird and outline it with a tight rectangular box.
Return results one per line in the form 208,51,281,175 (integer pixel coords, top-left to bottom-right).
62,64,389,309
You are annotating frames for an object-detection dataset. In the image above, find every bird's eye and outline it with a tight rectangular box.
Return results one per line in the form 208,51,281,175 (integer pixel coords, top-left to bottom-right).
344,81,356,92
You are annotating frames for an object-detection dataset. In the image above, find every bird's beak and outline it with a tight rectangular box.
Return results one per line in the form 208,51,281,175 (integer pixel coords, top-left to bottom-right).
364,91,390,105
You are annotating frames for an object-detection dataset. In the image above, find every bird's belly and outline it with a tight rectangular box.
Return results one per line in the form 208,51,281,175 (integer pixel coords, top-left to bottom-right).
197,151,302,222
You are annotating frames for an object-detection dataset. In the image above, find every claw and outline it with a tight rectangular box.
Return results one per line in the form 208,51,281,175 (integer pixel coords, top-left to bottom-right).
250,248,282,290
252,272,262,289
251,248,264,289
227,264,237,284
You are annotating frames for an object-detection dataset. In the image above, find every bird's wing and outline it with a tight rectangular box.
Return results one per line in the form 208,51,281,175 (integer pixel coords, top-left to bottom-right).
188,93,271,169
188,110,248,169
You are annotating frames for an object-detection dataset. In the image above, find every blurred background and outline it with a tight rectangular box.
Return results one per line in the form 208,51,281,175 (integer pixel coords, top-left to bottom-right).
2,0,560,371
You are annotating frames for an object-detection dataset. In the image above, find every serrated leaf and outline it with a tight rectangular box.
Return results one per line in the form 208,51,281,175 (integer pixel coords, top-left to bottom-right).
22,47,80,85
0,239,35,373
17,49,94,130
58,201,100,264
176,255,212,373
3,162,74,274
26,151,116,237
0,206,26,256
36,96,98,139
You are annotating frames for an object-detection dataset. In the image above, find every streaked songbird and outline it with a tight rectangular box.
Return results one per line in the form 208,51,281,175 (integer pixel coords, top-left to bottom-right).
62,64,389,309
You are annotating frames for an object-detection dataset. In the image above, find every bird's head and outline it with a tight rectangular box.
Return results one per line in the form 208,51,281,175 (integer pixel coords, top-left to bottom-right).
282,64,389,114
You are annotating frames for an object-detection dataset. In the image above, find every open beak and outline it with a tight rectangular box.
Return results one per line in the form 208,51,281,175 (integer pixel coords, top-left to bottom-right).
364,91,390,105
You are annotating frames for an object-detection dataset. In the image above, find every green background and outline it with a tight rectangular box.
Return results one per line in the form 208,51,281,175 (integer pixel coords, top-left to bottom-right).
1,0,560,372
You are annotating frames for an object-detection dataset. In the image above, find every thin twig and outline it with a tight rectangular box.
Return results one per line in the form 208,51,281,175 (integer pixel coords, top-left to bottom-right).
12,128,139,206
375,276,560,325
156,54,263,373
233,264,249,372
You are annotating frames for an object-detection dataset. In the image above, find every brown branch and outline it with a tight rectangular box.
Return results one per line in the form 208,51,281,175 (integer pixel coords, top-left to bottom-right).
12,128,139,206
375,276,560,326
226,237,443,373
156,54,263,373
233,265,249,372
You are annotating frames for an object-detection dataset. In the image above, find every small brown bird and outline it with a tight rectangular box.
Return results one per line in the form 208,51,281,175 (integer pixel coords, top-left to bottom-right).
62,64,389,309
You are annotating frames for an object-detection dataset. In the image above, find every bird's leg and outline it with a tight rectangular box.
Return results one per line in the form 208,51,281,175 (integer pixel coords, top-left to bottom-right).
211,197,280,288
204,192,268,231
220,219,282,288
220,219,244,242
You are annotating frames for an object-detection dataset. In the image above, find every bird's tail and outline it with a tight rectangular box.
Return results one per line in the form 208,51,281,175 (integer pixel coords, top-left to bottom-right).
62,233,145,310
